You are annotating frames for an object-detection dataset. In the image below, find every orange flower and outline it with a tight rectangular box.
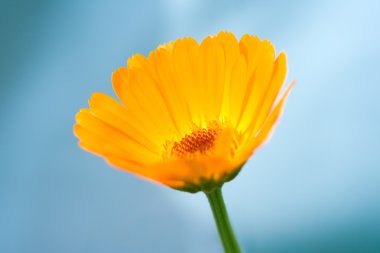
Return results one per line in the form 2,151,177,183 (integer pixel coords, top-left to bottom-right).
74,32,294,193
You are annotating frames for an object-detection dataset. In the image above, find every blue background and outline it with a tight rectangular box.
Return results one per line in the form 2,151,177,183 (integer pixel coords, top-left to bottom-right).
1,0,380,252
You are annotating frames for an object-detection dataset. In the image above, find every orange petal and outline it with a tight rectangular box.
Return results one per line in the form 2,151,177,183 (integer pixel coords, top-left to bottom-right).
88,92,161,154
75,109,160,164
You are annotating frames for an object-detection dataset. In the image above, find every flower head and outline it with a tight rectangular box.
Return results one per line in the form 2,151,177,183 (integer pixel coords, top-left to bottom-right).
74,32,294,193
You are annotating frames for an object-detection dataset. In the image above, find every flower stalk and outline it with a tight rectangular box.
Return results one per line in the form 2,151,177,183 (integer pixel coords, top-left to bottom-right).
205,188,241,253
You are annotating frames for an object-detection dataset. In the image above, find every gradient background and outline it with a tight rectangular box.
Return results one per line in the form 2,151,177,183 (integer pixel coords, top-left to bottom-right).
1,0,380,252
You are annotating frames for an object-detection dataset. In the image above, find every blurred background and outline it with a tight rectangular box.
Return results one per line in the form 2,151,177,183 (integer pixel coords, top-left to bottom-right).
1,0,380,252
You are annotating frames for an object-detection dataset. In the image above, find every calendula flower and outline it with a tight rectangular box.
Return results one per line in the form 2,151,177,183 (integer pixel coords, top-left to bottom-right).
74,31,294,253
74,31,293,193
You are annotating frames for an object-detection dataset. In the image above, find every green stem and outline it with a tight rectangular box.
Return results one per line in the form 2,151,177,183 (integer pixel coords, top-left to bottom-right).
205,188,242,253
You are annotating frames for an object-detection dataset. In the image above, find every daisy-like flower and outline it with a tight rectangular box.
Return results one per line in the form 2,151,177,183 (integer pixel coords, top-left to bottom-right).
74,31,294,252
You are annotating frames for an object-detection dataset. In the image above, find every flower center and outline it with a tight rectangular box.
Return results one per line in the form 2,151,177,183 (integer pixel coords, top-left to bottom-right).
171,128,219,158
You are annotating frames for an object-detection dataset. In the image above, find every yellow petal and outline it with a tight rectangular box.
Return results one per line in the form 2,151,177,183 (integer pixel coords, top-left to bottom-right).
234,82,294,165
228,55,248,127
216,32,241,119
172,38,201,124
196,36,226,122
237,40,276,132
253,52,288,133
239,34,262,78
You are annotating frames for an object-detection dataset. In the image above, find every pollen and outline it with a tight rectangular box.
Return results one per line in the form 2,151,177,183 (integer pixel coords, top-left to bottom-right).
171,128,219,158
